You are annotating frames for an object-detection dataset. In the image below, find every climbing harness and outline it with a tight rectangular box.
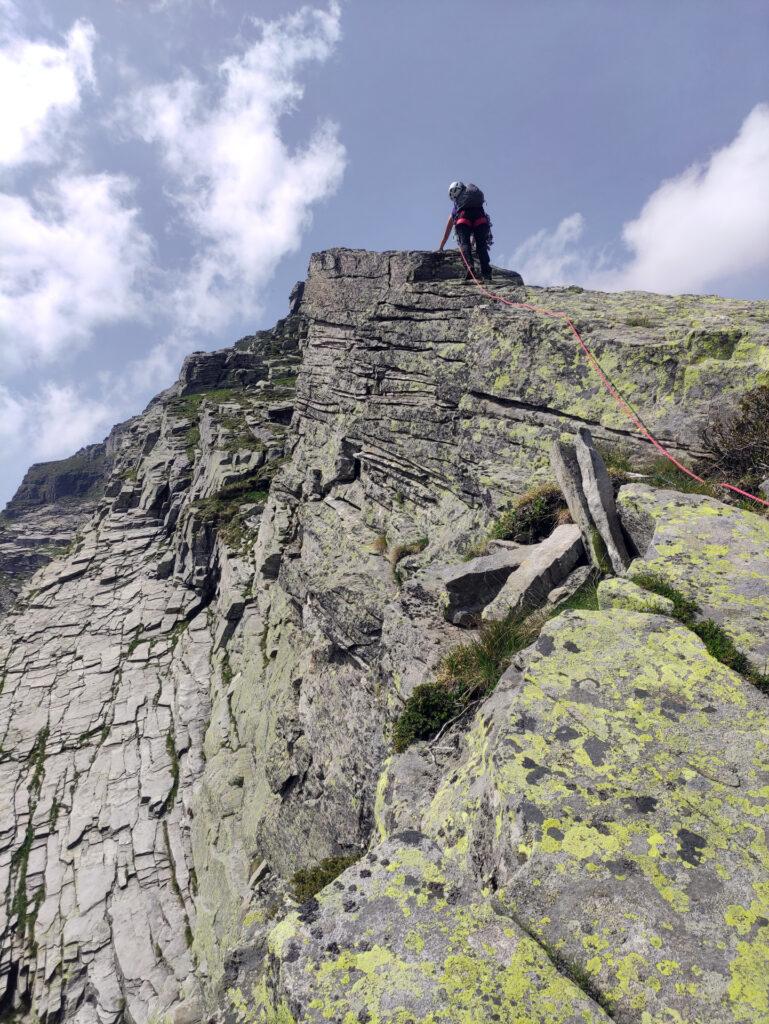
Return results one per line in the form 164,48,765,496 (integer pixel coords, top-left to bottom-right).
456,247,769,510
454,209,489,229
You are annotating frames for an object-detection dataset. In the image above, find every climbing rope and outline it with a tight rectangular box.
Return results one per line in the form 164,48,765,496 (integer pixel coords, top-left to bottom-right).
456,246,769,510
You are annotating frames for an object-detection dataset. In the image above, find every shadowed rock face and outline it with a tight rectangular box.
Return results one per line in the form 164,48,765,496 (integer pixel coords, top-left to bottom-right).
0,249,768,1024
0,446,114,615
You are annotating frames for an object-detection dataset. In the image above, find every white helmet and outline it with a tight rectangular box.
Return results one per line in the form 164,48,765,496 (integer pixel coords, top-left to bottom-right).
448,181,465,201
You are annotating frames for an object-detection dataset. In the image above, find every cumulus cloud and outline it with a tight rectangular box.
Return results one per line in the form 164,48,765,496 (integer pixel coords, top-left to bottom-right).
0,174,152,365
1,2,346,505
0,15,95,166
0,381,112,462
509,213,589,287
125,1,346,332
511,104,769,294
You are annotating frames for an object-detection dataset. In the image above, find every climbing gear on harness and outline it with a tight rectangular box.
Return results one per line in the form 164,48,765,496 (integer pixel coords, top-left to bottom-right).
448,181,465,200
455,245,769,510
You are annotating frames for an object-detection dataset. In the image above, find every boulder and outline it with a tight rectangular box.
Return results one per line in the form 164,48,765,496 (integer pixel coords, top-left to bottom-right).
482,524,584,621
240,833,611,1023
422,609,769,1023
438,546,533,626
547,563,593,605
618,483,769,669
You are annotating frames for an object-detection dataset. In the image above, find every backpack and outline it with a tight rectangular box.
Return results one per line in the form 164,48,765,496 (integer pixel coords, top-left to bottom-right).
455,183,485,210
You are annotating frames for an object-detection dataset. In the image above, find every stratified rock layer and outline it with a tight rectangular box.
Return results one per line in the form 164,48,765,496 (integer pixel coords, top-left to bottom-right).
0,250,768,1023
0,444,113,614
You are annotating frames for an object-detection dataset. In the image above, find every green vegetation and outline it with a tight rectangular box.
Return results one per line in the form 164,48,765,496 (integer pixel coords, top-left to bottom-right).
632,570,769,694
623,313,656,328
160,731,180,816
597,427,767,512
184,424,201,462
462,483,570,561
555,573,600,612
291,853,361,903
630,571,699,624
10,726,49,938
392,683,460,753
489,484,568,545
588,526,613,574
700,384,769,496
168,388,240,420
393,611,541,752
193,467,270,548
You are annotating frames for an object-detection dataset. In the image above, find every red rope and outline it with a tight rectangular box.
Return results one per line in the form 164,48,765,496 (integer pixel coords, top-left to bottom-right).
455,247,769,509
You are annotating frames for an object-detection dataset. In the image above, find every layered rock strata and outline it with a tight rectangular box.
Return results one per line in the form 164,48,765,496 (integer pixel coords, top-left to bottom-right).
0,445,113,615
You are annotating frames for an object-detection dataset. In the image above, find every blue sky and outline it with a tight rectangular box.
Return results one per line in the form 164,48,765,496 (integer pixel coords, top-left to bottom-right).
1,0,768,507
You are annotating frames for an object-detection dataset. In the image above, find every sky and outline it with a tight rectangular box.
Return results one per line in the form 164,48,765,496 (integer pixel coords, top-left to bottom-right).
1,0,768,507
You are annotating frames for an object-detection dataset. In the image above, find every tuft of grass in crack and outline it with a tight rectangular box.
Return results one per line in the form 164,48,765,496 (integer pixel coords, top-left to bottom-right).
555,574,601,613
630,571,699,625
489,483,569,545
291,853,361,903
632,570,769,694
368,532,388,556
462,482,570,560
392,610,540,752
390,536,428,585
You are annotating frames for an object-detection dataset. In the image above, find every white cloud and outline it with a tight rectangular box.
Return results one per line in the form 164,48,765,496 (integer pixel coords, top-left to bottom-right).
125,1,345,332
0,381,111,462
511,104,769,295
0,174,153,365
509,213,588,288
0,15,95,166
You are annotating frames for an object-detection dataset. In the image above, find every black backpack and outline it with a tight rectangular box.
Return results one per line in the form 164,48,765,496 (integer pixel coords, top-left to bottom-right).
455,183,485,210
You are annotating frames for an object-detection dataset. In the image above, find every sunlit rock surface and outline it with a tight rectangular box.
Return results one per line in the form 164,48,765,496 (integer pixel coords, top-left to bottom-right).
1,249,768,1023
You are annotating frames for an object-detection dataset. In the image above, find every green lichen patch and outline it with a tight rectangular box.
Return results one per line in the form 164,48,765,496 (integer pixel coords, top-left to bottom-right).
246,834,611,1022
620,484,769,672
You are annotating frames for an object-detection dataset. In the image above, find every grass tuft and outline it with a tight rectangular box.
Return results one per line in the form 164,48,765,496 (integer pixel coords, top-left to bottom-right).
393,610,541,752
700,384,769,496
392,683,460,753
489,483,569,545
629,571,699,625
631,570,769,693
291,853,361,903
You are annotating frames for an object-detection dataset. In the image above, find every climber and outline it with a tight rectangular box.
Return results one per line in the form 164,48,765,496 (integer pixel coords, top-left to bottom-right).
438,181,493,281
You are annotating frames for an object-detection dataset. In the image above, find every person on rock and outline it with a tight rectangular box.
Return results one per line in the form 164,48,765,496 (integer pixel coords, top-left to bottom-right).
438,181,493,282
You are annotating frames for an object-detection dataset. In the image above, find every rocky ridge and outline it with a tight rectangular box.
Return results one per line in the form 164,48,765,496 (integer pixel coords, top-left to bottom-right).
0,249,767,1023
0,444,113,615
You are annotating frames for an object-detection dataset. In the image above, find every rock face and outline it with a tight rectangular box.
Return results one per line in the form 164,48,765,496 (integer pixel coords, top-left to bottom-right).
0,249,768,1024
0,314,303,1024
243,608,769,1023
0,444,113,614
618,483,769,669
